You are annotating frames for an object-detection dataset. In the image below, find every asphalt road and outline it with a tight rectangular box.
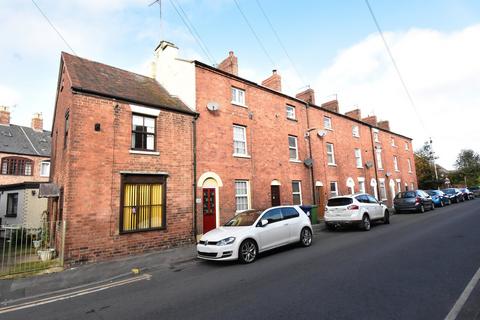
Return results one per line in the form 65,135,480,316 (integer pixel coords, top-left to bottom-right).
2,199,480,320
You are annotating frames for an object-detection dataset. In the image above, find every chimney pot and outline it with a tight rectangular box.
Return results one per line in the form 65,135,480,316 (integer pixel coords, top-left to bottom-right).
218,51,238,76
0,106,10,126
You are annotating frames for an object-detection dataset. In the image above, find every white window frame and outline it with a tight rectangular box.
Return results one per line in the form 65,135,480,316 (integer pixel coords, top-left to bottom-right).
288,135,299,161
40,160,50,177
410,183,414,191
324,116,333,130
233,125,248,156
231,87,246,106
358,177,366,194
352,125,360,137
235,180,250,212
391,137,396,147
405,142,409,151
286,105,296,120
373,129,379,143
354,148,363,168
376,148,383,170
329,181,338,198
407,158,412,173
379,178,387,200
326,143,336,165
394,156,399,172
292,181,303,205
396,180,401,194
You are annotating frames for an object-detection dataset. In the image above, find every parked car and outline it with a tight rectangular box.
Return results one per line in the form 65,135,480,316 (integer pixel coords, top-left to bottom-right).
394,190,434,213
442,188,464,203
460,188,474,200
426,190,451,207
197,206,312,264
470,186,480,198
324,193,389,231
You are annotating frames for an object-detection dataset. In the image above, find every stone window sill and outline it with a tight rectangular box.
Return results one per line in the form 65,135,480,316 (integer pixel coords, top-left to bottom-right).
130,150,160,156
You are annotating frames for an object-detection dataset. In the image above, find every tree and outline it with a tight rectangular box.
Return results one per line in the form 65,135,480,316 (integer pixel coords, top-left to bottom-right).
414,142,441,189
454,149,480,186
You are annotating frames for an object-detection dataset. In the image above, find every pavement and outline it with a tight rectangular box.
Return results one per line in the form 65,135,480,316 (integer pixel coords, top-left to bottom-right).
0,200,479,320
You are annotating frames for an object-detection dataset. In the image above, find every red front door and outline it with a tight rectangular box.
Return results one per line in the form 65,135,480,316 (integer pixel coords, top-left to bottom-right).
202,188,216,233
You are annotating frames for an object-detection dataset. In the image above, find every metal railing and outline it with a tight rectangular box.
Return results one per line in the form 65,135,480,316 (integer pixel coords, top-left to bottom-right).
0,221,66,277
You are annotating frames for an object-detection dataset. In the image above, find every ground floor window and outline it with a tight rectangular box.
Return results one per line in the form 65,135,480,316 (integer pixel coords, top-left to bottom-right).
292,181,302,205
6,193,18,217
120,174,166,233
235,180,250,212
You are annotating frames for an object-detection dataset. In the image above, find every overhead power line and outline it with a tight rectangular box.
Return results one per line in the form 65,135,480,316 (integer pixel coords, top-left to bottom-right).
31,0,77,56
254,0,306,86
168,0,216,65
364,0,428,134
233,0,276,68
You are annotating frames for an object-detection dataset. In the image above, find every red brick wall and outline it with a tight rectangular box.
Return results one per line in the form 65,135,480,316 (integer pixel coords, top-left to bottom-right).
51,65,194,264
195,66,312,233
0,153,50,185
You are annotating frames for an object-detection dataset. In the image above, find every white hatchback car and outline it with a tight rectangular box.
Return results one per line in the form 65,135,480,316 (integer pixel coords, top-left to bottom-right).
197,206,313,264
324,193,390,231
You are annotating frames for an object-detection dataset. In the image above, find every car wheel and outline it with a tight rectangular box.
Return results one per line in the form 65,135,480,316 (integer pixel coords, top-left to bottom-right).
325,223,336,231
361,215,371,231
238,239,257,264
419,204,425,213
431,202,435,210
440,200,444,207
300,228,313,247
384,210,390,224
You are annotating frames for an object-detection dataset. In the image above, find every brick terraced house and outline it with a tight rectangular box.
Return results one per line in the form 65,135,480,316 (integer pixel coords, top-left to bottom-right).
50,42,417,263
49,52,196,264
0,107,50,228
152,41,417,235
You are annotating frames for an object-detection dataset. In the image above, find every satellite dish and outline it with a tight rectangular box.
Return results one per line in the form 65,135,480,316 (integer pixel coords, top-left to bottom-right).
385,171,391,177
206,102,220,111
317,130,327,137
365,161,373,168
303,158,313,167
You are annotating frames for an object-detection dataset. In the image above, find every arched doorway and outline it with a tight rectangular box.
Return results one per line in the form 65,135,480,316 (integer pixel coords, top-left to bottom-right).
197,172,223,233
346,177,355,195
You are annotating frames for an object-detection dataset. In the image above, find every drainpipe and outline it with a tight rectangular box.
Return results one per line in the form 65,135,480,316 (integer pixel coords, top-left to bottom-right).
305,102,316,205
192,114,199,241
369,127,381,200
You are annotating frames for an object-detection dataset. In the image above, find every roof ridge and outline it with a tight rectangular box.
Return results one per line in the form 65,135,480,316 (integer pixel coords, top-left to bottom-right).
62,52,156,82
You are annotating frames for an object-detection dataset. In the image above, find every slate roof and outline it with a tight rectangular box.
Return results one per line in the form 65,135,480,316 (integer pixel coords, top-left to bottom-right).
62,52,195,115
0,124,51,157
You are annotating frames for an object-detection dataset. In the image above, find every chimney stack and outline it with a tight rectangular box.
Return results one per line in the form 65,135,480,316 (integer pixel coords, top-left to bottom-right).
321,99,339,113
0,106,10,126
261,70,282,92
362,115,378,126
377,120,390,131
218,51,238,76
345,108,362,120
31,112,43,131
295,88,315,104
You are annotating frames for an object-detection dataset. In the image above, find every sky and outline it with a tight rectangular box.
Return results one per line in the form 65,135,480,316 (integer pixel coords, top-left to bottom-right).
1,0,480,170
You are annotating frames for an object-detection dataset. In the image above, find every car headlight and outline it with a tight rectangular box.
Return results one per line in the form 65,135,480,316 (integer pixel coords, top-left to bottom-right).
217,237,236,246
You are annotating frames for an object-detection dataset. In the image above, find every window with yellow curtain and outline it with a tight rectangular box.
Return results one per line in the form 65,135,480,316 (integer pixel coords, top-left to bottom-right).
120,174,166,233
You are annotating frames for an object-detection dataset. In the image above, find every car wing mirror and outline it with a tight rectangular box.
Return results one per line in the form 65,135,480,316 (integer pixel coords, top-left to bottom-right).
260,219,269,227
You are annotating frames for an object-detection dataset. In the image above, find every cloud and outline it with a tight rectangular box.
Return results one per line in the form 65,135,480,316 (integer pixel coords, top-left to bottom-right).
0,85,20,106
314,25,480,169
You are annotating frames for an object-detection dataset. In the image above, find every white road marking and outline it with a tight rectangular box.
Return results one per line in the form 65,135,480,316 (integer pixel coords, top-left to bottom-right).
445,265,480,320
0,274,151,315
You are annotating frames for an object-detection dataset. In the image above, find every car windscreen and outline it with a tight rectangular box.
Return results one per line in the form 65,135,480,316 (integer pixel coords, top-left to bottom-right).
224,211,261,226
396,191,416,199
426,190,438,196
327,198,353,207
442,189,455,194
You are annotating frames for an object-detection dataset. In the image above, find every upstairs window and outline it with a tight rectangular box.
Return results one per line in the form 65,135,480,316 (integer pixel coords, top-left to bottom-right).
324,116,332,130
1,157,33,176
64,110,69,149
40,161,50,177
131,114,156,151
233,125,247,156
376,148,383,169
405,142,409,151
391,137,396,147
231,87,245,106
286,105,296,120
394,156,399,171
326,143,336,165
354,148,363,168
373,129,379,143
352,125,360,137
288,135,298,160
408,158,412,173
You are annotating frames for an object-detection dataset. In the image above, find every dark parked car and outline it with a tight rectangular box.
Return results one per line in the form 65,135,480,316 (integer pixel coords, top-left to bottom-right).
394,190,434,213
470,186,480,198
442,188,464,203
460,188,474,200
426,190,450,207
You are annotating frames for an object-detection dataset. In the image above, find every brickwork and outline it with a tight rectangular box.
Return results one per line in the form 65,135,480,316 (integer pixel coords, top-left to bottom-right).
50,63,195,264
